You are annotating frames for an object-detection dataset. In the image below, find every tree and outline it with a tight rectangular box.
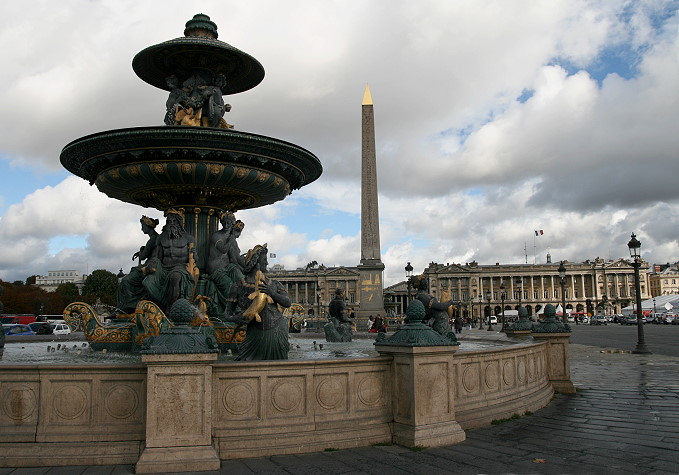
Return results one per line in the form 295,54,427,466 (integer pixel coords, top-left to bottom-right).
81,269,119,306
55,282,81,305
25,275,38,286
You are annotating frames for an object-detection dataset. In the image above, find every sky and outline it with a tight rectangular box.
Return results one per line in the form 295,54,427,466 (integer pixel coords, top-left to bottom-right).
1,0,678,287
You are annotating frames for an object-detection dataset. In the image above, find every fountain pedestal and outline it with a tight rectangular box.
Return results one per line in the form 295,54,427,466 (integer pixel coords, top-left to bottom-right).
375,345,466,447
136,352,219,473
375,299,465,447
530,332,576,394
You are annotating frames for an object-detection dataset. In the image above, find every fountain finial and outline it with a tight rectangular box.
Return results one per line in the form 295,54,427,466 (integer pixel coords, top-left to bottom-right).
184,13,218,39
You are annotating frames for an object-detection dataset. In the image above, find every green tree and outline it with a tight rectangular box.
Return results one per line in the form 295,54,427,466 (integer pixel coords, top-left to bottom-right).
25,275,38,285
82,269,119,307
55,282,81,305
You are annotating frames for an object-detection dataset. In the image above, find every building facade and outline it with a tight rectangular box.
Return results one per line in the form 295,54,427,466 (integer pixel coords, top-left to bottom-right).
267,264,362,318
34,270,86,293
384,257,649,321
649,266,679,296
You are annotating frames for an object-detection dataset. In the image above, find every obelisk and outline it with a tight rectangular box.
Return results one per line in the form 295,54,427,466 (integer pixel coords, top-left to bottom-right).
357,84,386,318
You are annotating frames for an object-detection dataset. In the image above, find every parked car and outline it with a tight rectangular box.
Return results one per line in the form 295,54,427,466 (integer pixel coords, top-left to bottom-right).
51,323,72,335
2,324,36,336
590,315,607,325
580,316,590,324
621,315,640,325
663,314,676,324
28,322,54,335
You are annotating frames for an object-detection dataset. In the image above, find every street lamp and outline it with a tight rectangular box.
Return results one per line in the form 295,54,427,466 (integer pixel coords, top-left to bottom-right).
486,290,493,331
515,277,523,309
653,297,657,322
558,261,568,324
478,295,484,330
628,233,651,354
500,283,506,331
405,262,413,311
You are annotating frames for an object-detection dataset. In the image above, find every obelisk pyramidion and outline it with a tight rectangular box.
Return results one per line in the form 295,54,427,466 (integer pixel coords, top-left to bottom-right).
357,84,386,318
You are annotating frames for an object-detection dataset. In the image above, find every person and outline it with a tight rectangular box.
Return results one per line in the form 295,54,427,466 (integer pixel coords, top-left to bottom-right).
454,316,464,334
411,274,457,340
224,244,291,361
371,315,385,333
142,210,197,312
367,315,374,332
115,216,160,314
164,75,189,125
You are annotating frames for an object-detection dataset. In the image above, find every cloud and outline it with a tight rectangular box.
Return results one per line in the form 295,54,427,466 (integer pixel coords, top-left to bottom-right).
0,1,678,287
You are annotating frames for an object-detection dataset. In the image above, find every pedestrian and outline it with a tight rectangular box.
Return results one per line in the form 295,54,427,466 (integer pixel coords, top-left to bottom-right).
454,316,464,334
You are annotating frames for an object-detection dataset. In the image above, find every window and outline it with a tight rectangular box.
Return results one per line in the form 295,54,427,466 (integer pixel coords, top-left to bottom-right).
544,291,548,299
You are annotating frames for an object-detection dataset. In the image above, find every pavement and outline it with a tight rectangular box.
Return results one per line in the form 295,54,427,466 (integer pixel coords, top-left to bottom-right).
1,336,678,474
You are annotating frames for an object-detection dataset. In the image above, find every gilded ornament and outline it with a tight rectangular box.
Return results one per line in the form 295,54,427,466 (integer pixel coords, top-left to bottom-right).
209,164,223,175
180,163,192,174
127,165,140,176
256,171,269,183
235,167,248,179
152,163,165,174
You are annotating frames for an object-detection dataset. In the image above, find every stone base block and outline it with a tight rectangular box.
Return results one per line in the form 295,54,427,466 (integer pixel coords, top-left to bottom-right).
552,379,576,394
392,420,466,448
135,445,220,474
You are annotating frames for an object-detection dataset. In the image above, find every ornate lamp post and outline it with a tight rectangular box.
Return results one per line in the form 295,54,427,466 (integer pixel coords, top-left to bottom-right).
653,297,657,322
477,295,484,330
558,261,568,324
515,277,523,309
405,262,413,312
486,290,493,331
628,233,651,354
500,283,506,331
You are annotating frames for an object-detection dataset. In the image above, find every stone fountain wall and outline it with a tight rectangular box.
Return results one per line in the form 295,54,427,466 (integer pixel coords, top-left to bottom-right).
0,340,559,468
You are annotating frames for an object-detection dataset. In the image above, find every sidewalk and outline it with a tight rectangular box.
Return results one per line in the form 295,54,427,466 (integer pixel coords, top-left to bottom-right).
1,342,677,474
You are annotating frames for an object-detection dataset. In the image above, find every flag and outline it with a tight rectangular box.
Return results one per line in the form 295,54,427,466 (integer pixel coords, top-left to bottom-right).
534,230,544,236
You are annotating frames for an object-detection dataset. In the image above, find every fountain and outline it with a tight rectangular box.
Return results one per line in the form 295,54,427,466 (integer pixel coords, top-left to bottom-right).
0,15,574,472
59,13,322,355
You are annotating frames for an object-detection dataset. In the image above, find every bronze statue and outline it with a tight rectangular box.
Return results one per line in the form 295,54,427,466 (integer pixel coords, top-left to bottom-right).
325,288,353,342
142,210,197,312
115,216,160,314
411,274,457,342
164,72,233,128
224,244,291,360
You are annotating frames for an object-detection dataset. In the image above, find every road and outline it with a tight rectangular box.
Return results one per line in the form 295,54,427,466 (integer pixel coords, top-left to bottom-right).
569,322,679,357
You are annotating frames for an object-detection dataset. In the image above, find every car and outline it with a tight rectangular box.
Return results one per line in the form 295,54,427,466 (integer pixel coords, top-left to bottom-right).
2,324,36,336
28,322,54,335
51,323,72,335
621,315,640,325
488,316,498,325
662,314,676,324
590,315,607,325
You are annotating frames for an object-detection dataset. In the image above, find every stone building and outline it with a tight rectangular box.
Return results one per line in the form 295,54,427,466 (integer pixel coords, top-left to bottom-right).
267,264,362,319
649,266,679,296
34,270,86,293
384,256,649,321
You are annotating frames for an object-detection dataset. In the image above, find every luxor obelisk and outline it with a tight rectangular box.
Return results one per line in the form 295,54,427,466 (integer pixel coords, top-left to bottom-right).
357,85,386,318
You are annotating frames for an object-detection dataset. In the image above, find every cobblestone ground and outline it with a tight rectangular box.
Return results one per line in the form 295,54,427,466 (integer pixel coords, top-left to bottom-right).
2,344,677,475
